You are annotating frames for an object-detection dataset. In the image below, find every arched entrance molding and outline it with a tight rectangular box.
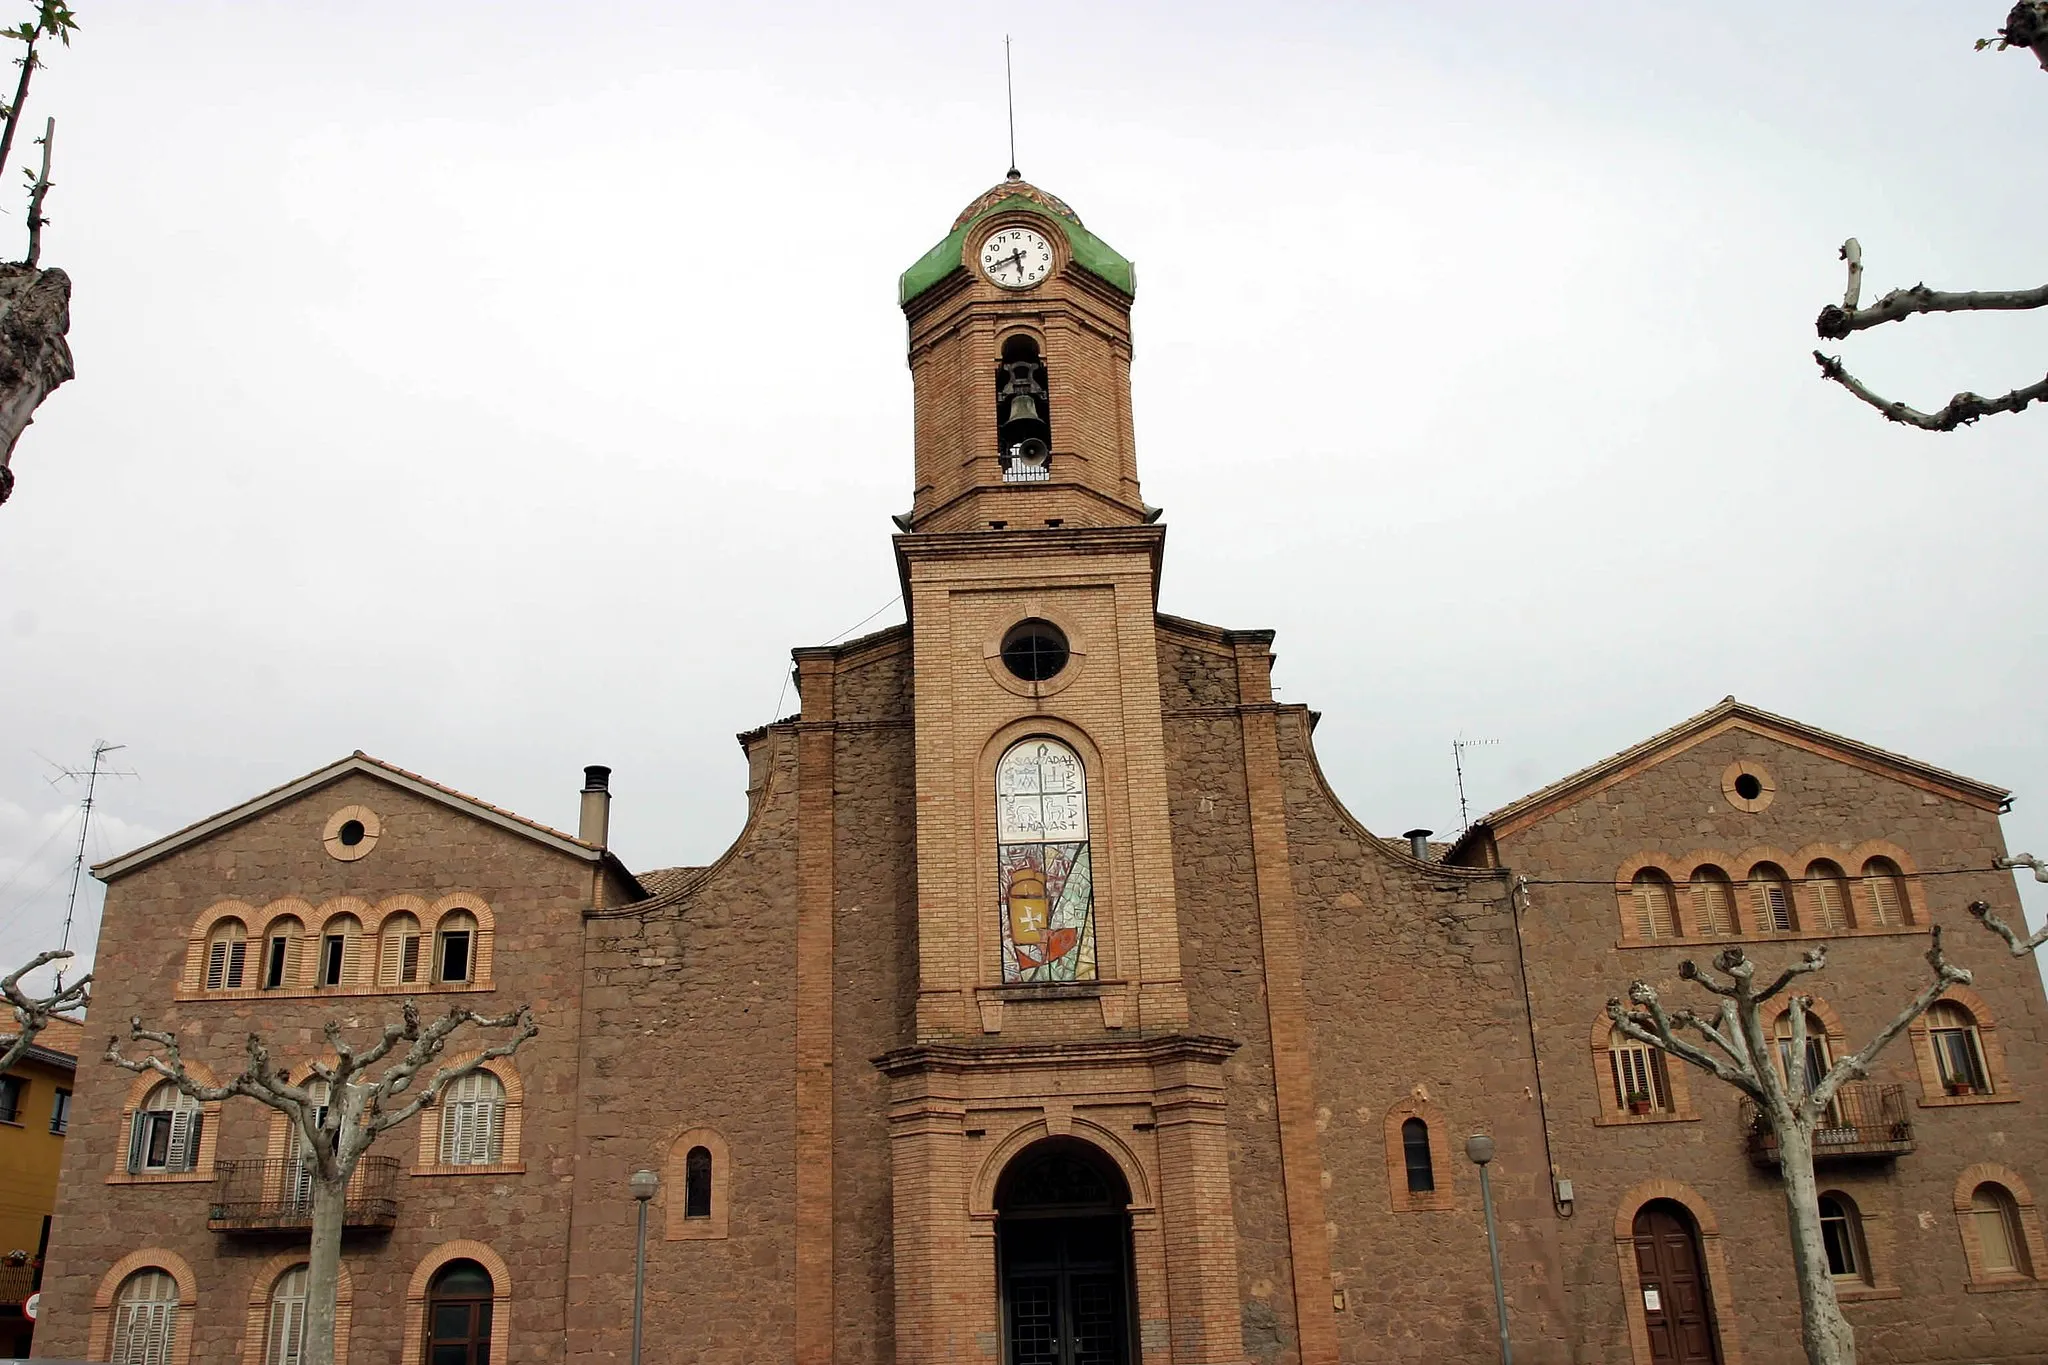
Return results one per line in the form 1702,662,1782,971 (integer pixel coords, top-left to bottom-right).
1613,1180,1743,1365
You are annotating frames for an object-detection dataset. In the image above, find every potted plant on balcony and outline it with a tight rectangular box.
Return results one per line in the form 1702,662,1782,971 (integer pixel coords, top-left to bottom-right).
1626,1091,1655,1115
1945,1080,1976,1098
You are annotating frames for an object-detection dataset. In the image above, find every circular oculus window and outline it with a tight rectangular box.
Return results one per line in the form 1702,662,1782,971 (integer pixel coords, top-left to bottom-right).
1000,620,1071,683
322,805,382,861
1721,762,1777,814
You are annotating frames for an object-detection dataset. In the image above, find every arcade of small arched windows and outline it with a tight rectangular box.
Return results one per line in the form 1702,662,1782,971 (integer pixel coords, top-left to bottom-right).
1612,843,1925,947
177,893,495,1000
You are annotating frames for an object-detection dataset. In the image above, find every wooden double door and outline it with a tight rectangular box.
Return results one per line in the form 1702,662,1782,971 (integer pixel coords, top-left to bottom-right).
1632,1200,1722,1364
999,1213,1130,1365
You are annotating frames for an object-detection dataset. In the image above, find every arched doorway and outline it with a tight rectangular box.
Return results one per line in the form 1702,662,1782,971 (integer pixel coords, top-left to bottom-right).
995,1139,1134,1365
1631,1200,1722,1364
423,1259,494,1365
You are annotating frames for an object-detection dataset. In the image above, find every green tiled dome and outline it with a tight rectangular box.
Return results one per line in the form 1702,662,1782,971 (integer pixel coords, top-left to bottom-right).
900,174,1134,306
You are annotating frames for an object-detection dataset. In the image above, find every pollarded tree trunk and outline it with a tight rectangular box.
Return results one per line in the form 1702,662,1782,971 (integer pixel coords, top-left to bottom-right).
1774,1120,1855,1365
303,1173,348,1365
0,259,71,505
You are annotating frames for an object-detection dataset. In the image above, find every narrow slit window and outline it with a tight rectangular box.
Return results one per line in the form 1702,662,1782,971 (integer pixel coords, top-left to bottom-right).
685,1145,713,1218
1401,1118,1435,1194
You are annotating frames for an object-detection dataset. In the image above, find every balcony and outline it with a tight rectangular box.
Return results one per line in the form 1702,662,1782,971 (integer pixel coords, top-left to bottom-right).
1743,1083,1914,1166
207,1156,399,1233
0,1263,34,1308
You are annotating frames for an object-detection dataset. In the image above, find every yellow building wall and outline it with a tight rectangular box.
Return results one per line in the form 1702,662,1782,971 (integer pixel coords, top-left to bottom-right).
0,1031,77,1260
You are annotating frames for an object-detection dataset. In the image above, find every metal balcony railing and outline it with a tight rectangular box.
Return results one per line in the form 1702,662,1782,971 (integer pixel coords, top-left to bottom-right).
1743,1083,1914,1165
207,1156,399,1233
0,1263,34,1307
1002,461,1051,483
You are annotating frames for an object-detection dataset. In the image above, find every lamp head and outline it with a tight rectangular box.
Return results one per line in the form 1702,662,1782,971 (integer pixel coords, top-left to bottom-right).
1465,1134,1496,1166
630,1169,660,1202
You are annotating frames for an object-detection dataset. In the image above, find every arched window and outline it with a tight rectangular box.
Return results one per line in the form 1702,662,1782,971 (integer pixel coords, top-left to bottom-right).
1773,1009,1833,1099
265,1264,309,1365
1927,1002,1992,1095
1861,857,1910,927
110,1268,179,1365
1749,863,1795,933
1630,870,1678,940
1687,866,1736,937
1806,860,1853,931
1610,1027,1672,1115
996,738,1097,983
378,913,423,988
128,1082,203,1175
206,919,248,991
1819,1193,1870,1282
685,1145,713,1218
261,916,303,990
424,1260,494,1365
438,1072,505,1166
995,334,1051,480
317,914,363,989
1400,1118,1435,1193
1971,1183,2033,1279
435,910,478,985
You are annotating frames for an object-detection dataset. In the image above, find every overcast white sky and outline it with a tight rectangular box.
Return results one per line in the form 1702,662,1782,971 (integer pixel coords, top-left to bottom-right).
2,1,2044,991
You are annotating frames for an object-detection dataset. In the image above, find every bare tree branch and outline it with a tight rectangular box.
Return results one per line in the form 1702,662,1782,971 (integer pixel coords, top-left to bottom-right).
1609,983,1763,1098
1837,238,1862,311
1980,1,2048,71
1812,351,2048,430
1752,946,1828,1006
0,947,88,1074
1817,278,2048,340
1970,892,2048,956
1808,927,1971,1113
366,1004,536,1136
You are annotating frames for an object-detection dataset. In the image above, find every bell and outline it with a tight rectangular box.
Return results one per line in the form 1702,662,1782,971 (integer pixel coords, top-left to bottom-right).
1005,392,1041,425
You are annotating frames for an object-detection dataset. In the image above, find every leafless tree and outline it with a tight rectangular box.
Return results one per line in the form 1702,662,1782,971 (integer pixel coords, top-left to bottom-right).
0,0,74,507
0,947,88,1072
106,1001,537,1365
1606,882,2045,1365
1810,6,2047,430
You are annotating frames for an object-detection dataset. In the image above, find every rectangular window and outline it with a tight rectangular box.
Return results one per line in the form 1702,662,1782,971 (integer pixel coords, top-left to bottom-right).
264,936,290,989
129,1108,202,1173
320,935,346,987
439,931,472,984
0,1075,22,1123
51,1086,71,1134
1611,1046,1669,1111
1933,1028,1990,1092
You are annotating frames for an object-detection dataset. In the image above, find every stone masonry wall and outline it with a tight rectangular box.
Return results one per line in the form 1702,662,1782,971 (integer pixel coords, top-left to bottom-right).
39,769,601,1365
1501,725,2048,1365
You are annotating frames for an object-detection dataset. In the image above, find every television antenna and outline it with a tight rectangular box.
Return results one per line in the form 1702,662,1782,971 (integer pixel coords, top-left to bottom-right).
44,740,135,983
1453,736,1499,835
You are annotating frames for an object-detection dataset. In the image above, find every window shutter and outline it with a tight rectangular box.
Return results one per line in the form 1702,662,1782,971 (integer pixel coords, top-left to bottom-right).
339,932,361,988
226,939,247,989
401,933,420,984
283,935,300,986
165,1109,193,1172
441,1102,464,1165
378,928,401,986
206,941,228,991
484,1097,504,1163
127,1111,147,1173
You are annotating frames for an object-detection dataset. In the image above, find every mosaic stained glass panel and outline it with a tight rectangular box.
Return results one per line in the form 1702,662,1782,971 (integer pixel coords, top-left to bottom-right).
997,739,1098,983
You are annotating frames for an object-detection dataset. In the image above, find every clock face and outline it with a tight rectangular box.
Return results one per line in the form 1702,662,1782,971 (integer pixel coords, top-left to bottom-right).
979,227,1054,290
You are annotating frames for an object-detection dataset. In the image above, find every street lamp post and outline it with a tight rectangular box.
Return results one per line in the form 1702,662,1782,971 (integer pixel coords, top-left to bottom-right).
630,1168,659,1365
1466,1134,1513,1365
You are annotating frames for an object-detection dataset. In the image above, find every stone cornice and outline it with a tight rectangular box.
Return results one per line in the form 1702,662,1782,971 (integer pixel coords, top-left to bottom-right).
872,1032,1238,1077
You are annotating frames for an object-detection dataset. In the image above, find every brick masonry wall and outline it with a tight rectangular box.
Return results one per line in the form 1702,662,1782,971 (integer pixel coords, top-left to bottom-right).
1500,725,2048,1365
39,771,600,1365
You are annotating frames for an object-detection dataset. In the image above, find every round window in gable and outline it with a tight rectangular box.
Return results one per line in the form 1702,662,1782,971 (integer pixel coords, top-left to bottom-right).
1722,762,1777,814
1000,620,1070,683
322,805,382,862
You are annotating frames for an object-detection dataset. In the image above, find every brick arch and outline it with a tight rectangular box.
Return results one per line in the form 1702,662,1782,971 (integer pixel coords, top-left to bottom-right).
1612,856,1685,944
1678,855,1746,936
87,1247,200,1365
1589,1010,1696,1123
1766,994,1846,1041
312,896,373,936
178,901,259,991
663,1124,732,1240
112,1062,223,1184
428,891,496,933
254,898,317,939
239,1253,353,1365
1612,852,1685,888
969,1115,1155,1219
1611,1181,1744,1365
1951,1161,2048,1284
1908,984,2016,1102
398,1240,511,1365
1382,1095,1455,1212
1841,839,1925,925
415,1055,527,1174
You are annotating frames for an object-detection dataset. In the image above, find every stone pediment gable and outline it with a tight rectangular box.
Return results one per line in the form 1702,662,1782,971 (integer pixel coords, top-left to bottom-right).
92,752,619,883
1464,698,2007,849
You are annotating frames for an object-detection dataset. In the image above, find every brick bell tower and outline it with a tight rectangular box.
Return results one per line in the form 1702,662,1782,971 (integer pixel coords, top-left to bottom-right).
882,174,1246,1365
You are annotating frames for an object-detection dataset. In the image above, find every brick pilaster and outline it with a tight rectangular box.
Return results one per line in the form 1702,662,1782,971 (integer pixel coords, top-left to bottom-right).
1230,631,1340,1365
795,649,838,1364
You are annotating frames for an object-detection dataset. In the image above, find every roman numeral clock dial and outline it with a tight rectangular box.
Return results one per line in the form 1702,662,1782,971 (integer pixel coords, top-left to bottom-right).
979,226,1054,289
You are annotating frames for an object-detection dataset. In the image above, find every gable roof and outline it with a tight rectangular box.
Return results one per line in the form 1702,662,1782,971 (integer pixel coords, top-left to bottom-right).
93,752,638,888
1452,697,2009,855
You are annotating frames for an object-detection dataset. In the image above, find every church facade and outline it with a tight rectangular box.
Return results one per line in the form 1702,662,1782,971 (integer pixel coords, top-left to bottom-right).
33,177,2048,1365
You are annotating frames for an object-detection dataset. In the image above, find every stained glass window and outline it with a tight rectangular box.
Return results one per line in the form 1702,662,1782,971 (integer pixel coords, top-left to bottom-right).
996,738,1097,984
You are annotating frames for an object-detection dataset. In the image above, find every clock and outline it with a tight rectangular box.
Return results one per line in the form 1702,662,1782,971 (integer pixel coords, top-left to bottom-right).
979,226,1054,289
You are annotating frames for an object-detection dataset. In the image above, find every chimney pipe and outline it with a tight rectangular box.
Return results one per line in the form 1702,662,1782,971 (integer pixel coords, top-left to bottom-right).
1403,828,1433,862
580,766,612,848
